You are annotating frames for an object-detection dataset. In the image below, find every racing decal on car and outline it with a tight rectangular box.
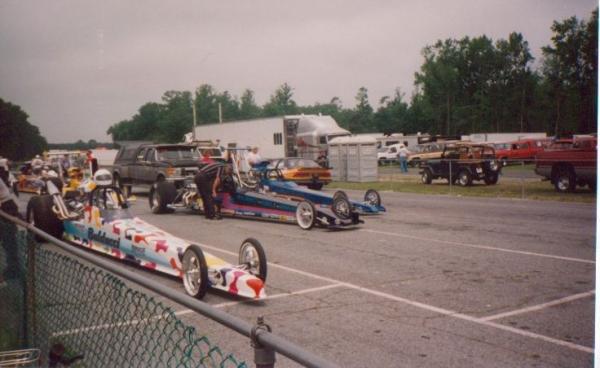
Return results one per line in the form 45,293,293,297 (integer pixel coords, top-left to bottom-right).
132,245,145,256
154,240,169,253
87,228,120,249
133,233,154,245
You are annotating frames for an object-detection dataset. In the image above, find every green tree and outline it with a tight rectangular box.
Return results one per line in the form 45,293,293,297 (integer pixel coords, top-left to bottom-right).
216,90,241,122
158,90,193,142
239,89,262,119
195,84,219,124
0,98,47,160
373,89,410,134
345,87,373,133
263,83,298,116
541,9,598,135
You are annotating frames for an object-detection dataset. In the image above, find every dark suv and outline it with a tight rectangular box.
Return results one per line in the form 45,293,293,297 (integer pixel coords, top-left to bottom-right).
420,143,501,186
112,144,201,195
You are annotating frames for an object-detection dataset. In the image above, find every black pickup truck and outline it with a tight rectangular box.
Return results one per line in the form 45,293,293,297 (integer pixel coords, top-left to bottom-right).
112,144,202,195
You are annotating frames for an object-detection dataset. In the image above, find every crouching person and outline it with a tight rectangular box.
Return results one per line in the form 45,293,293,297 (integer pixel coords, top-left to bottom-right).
194,162,224,220
212,164,236,220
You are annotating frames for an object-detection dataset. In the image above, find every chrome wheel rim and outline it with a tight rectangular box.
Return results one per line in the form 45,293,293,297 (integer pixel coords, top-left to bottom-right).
182,252,201,295
366,192,378,205
296,202,313,228
334,200,350,218
557,176,569,191
152,191,160,209
240,243,260,275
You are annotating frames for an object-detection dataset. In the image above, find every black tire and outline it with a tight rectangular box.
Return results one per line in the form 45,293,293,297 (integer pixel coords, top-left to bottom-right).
332,190,349,201
457,170,472,187
589,180,596,192
149,181,177,214
26,195,63,239
484,172,499,185
239,238,267,282
295,200,316,230
421,169,433,184
113,174,129,197
332,195,352,220
181,245,209,299
364,189,381,207
554,167,576,193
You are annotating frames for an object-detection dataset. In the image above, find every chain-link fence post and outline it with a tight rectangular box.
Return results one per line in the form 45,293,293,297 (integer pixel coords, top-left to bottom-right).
24,233,37,348
252,316,276,368
521,160,525,199
449,159,453,194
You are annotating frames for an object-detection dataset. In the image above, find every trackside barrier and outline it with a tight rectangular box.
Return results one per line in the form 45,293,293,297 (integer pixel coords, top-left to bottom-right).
0,210,339,368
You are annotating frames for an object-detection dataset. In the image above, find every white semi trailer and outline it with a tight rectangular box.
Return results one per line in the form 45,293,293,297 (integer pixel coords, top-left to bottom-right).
191,114,350,159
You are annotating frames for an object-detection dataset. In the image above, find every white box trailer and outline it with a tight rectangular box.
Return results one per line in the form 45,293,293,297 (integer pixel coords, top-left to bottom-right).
191,114,350,160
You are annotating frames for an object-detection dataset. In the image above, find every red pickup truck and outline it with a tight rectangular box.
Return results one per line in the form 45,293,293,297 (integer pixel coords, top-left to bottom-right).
534,137,597,192
495,138,552,165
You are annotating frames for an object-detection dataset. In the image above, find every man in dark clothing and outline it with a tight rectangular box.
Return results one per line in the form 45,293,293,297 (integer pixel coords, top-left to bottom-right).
212,164,236,219
0,177,21,282
194,162,225,219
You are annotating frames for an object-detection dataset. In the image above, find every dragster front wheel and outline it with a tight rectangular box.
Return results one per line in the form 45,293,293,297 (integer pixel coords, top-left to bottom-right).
239,238,267,282
182,245,209,299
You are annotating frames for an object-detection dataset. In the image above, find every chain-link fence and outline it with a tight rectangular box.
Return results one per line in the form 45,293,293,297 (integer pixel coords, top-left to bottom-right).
374,158,596,199
0,217,247,367
0,211,338,368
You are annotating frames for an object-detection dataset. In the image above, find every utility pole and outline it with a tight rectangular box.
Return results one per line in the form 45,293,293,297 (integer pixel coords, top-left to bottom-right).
218,102,223,123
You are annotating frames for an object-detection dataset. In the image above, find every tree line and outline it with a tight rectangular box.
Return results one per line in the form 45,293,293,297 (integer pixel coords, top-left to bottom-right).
108,9,597,143
0,98,47,161
1,10,596,161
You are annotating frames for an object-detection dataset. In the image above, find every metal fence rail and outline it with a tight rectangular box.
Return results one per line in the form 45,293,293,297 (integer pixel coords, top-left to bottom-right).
0,210,339,368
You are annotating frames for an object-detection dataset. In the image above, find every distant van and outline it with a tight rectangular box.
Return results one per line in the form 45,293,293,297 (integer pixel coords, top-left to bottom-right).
377,143,402,165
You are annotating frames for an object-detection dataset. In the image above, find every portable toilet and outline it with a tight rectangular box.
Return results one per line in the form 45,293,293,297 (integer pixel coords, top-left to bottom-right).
328,136,378,182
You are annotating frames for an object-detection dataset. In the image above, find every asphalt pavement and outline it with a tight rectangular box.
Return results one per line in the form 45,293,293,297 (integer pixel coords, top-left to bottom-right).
15,189,596,367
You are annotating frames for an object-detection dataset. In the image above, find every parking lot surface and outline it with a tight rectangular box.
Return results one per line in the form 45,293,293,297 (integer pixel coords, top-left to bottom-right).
17,189,595,367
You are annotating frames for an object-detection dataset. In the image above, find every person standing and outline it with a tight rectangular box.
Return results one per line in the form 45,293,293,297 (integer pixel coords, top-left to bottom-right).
397,144,410,173
60,154,71,179
31,155,44,175
199,149,215,165
246,147,262,167
316,151,328,168
193,162,224,220
0,177,21,282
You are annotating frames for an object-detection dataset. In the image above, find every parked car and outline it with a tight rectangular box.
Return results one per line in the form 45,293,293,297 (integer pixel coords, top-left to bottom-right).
377,144,401,165
534,137,597,192
420,143,501,186
495,138,551,165
407,142,447,167
112,143,201,196
267,157,331,190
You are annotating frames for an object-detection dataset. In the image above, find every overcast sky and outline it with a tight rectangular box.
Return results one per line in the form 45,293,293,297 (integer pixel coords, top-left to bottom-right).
0,0,596,143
